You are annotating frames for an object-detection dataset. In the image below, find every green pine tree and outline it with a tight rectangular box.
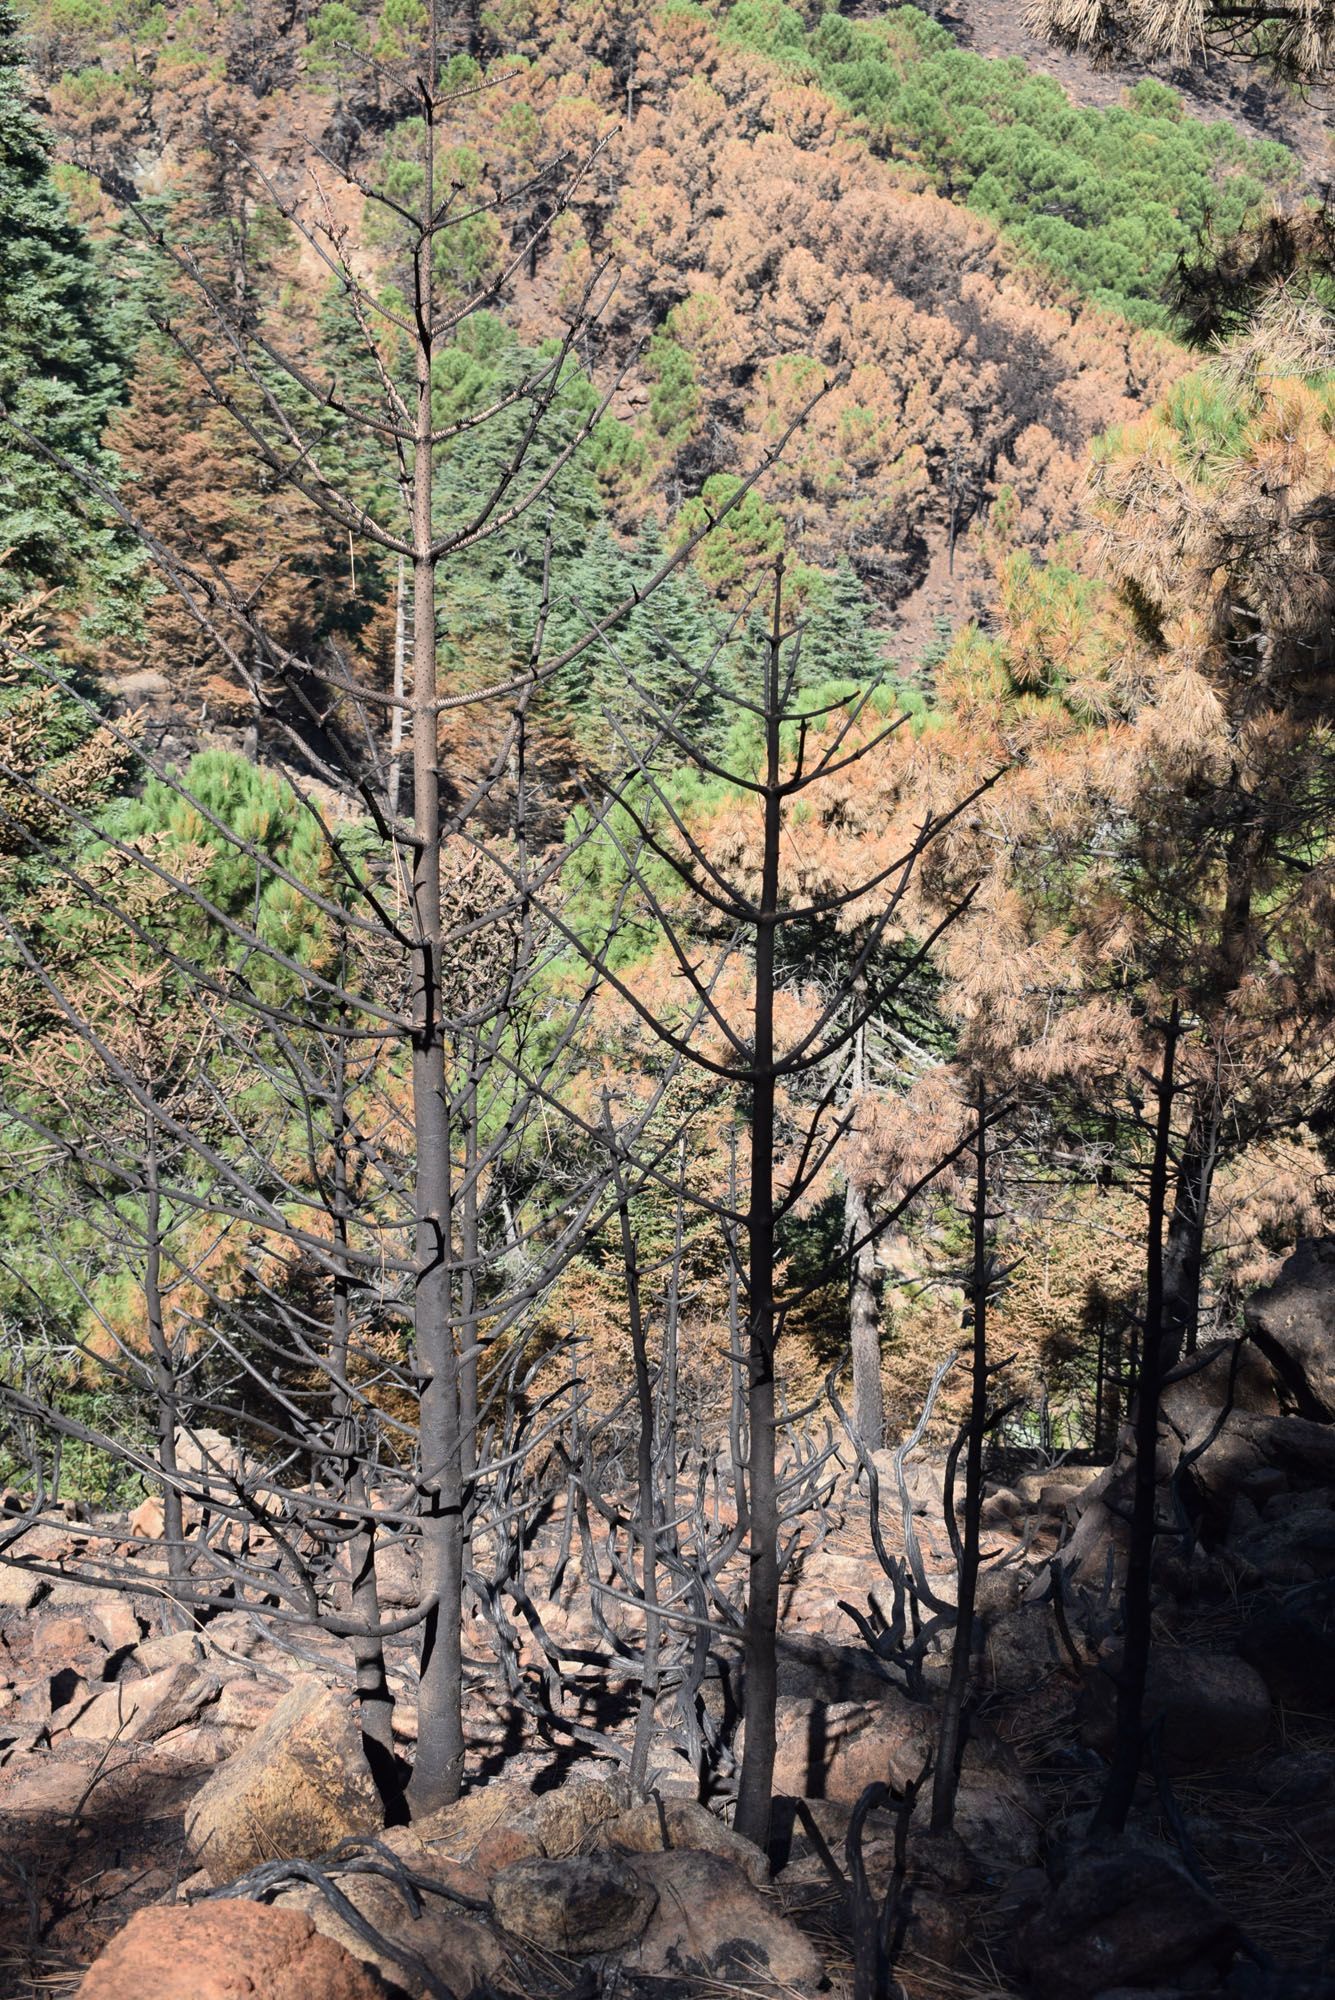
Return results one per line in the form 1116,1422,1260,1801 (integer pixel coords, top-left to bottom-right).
0,1,130,604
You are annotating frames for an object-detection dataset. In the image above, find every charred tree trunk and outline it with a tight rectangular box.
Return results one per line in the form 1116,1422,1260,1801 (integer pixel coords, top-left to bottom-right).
407,43,466,1814
847,1000,884,1454
734,563,786,1853
607,1111,663,1793
930,1080,989,1834
847,1175,885,1456
1161,1102,1217,1364
328,1024,398,1806
1093,1000,1180,1836
143,1121,189,1608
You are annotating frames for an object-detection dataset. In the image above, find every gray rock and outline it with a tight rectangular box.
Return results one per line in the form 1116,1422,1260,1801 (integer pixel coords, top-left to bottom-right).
1018,1841,1237,1998
1082,1649,1271,1772
598,1797,769,1887
625,1849,823,1992
491,1853,657,1954
1244,1236,1335,1421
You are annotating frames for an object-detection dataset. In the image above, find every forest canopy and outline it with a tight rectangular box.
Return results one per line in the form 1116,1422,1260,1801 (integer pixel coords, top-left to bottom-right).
1,0,1334,1989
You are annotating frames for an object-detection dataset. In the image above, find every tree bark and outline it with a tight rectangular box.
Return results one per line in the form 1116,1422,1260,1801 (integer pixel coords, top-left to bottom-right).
734,562,785,1854
328,1023,398,1805
846,1002,884,1454
1161,1101,1217,1364
1093,1001,1180,1836
930,1081,988,1834
143,1121,189,1609
406,32,466,1814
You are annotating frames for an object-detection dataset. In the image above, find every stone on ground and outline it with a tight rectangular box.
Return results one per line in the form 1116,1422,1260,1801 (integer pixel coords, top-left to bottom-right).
491,1852,657,1954
1018,1843,1237,1998
75,1900,389,1999
598,1795,770,1887
184,1677,381,1881
67,1661,220,1744
626,1849,824,1992
274,1837,505,2000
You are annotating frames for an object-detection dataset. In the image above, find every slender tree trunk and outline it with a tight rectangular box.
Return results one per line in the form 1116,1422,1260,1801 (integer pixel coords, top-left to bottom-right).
608,1123,662,1793
458,1051,479,1492
847,1176,884,1453
143,1121,189,1607
931,1081,989,1834
1093,1001,1180,1836
846,1000,884,1453
406,33,466,1814
1161,1101,1216,1363
734,562,785,1852
328,1026,398,1804
389,554,407,820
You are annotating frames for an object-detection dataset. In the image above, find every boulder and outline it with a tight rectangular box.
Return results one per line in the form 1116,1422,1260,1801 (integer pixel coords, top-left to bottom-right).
626,1849,823,1992
1240,1586,1335,1708
0,1563,45,1612
184,1677,381,1882
1081,1650,1271,1772
1244,1237,1335,1421
1018,1842,1237,1998
771,1692,935,1801
75,1900,388,2000
89,1601,143,1653
1231,1493,1335,1585
275,1838,504,2000
597,1796,770,1887
133,1630,205,1674
411,1774,625,1880
491,1853,657,1954
67,1662,220,1744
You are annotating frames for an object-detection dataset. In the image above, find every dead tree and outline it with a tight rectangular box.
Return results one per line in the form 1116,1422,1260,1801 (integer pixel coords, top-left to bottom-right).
484,556,997,1847
1092,1000,1182,1834
0,0,833,1818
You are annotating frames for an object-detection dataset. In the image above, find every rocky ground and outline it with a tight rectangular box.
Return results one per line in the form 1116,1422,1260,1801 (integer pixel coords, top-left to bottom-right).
2,1245,1334,1999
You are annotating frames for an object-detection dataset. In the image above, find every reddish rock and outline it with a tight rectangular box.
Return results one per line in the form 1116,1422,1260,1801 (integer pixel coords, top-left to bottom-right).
771,1693,935,1801
76,1900,389,1999
1018,1843,1236,1998
470,1822,543,1877
68,1662,220,1744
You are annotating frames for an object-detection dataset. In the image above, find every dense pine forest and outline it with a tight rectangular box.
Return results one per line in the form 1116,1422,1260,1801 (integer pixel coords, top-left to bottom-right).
1,1,1335,1996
